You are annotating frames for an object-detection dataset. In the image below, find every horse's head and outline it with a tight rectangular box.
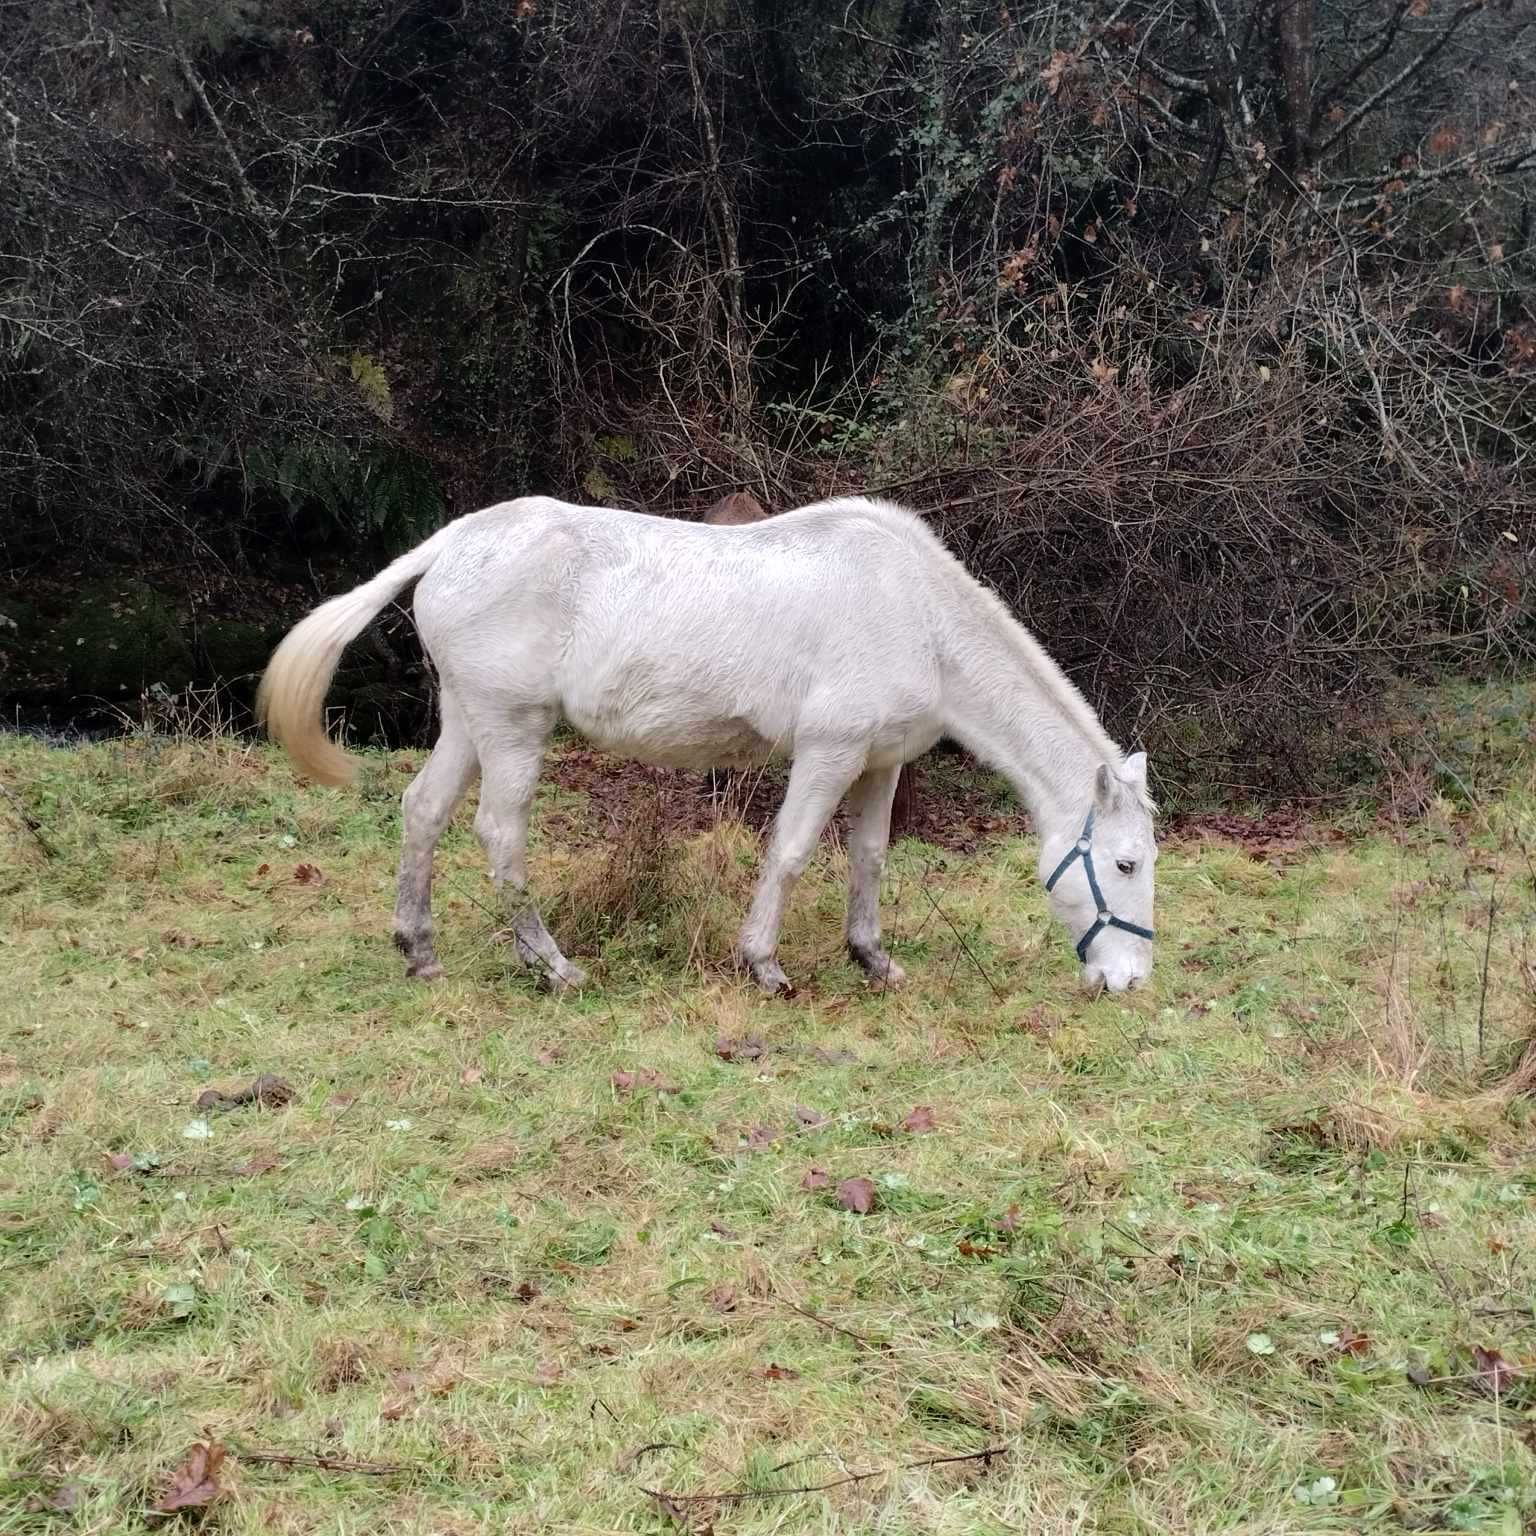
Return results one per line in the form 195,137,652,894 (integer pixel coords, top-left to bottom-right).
1038,751,1157,993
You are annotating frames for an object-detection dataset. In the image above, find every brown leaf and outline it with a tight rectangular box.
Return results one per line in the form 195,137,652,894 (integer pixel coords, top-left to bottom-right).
514,1279,540,1303
1473,1345,1517,1395
714,1035,766,1063
327,1092,357,1111
105,1151,135,1172
745,1123,779,1149
759,1361,800,1381
195,1074,294,1114
255,862,270,876
26,1483,79,1515
709,1218,740,1240
611,1070,636,1092
1405,1358,1434,1387
534,1044,565,1066
957,1240,999,1258
901,1104,937,1135
1040,48,1073,96
160,928,204,950
1338,1331,1370,1356
459,1066,483,1085
235,1154,279,1177
378,1396,412,1421
800,1166,830,1192
534,1358,562,1387
837,1177,877,1214
152,1440,226,1513
293,862,323,884
792,1104,828,1129
811,1046,858,1066
708,1283,738,1313
996,1204,1021,1232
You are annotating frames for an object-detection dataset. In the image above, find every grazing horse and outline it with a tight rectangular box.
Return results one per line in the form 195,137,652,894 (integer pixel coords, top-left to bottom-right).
257,495,1157,994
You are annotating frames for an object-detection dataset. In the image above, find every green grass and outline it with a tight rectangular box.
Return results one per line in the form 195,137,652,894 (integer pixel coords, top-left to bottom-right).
1,726,1534,1534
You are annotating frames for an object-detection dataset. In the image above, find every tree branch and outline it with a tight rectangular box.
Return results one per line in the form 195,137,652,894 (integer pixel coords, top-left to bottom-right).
1311,0,1412,129
1314,0,1488,160
156,0,275,231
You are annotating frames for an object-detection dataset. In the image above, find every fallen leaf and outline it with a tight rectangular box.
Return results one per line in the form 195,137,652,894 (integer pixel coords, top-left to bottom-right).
460,1066,483,1085
195,1074,294,1114
255,863,270,876
293,862,323,884
901,1105,937,1134
1246,1332,1276,1356
715,1035,766,1063
534,1358,562,1386
995,1204,1022,1232
153,1440,226,1513
1338,1331,1370,1356
535,1044,566,1066
800,1167,830,1191
759,1361,800,1381
957,1239,999,1258
1405,1358,1434,1387
181,1118,213,1141
26,1483,80,1515
160,928,204,949
837,1177,877,1214
709,1218,740,1240
745,1123,779,1149
708,1283,738,1313
378,1396,412,1421
792,1104,829,1129
1473,1344,1517,1395
514,1279,540,1303
235,1154,279,1177
611,1070,636,1092
327,1093,357,1111
811,1046,858,1066
105,1151,135,1172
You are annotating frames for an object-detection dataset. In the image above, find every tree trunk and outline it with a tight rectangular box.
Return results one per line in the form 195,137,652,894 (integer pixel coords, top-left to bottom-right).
1272,0,1315,174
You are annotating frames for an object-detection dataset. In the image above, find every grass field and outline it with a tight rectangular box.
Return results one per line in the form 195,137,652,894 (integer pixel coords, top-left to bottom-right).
2,706,1535,1534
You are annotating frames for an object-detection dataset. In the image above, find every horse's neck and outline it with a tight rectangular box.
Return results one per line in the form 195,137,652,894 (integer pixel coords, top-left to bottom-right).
939,585,1120,835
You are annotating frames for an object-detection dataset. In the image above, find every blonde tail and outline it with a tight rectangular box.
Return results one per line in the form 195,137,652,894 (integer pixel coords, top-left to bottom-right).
256,525,457,786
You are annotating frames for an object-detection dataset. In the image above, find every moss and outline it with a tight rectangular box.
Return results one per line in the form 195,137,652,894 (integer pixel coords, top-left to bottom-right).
199,619,278,685
59,581,194,700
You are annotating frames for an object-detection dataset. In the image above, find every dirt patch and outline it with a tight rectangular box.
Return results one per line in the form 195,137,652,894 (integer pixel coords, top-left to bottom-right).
541,746,1024,854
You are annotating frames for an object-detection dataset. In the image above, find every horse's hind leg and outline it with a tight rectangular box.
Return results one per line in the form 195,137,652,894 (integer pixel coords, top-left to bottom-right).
844,763,906,989
393,691,479,980
736,747,862,995
472,712,587,993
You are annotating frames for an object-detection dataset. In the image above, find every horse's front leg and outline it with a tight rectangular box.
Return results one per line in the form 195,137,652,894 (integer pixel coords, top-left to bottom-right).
843,763,906,989
736,748,861,994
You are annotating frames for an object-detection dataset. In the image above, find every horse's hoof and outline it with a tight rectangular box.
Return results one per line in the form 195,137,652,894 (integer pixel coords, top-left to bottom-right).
751,963,795,997
406,960,443,982
850,946,906,990
544,962,589,994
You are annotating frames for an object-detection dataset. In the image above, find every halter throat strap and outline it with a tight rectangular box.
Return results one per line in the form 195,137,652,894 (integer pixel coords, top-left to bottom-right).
1043,807,1155,964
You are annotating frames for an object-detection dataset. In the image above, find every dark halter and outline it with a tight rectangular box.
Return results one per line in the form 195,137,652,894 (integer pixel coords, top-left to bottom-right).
1044,807,1155,964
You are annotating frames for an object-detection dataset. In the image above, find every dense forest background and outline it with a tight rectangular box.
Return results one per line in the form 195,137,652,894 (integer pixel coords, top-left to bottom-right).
2,0,1533,796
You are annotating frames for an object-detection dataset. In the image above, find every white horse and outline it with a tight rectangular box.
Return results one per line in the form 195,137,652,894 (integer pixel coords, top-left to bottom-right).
257,495,1157,994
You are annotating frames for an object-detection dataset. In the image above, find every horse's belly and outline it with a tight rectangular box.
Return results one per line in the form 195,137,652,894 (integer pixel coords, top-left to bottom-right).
573,714,783,770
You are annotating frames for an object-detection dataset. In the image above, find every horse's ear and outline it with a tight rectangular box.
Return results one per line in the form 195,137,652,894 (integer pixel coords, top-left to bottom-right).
1120,751,1148,788
1094,762,1121,810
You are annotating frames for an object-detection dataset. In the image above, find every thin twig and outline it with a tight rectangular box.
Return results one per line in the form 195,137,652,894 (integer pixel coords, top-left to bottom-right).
642,1445,1007,1506
232,1446,412,1476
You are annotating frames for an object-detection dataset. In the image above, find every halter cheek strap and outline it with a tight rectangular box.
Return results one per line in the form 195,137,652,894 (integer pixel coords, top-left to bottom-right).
1043,807,1155,964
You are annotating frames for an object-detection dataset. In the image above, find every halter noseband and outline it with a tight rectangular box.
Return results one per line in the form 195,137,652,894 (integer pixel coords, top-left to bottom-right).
1043,807,1155,964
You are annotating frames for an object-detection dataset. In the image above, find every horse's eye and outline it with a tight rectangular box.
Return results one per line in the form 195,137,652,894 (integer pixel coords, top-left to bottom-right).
1116,859,1136,877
